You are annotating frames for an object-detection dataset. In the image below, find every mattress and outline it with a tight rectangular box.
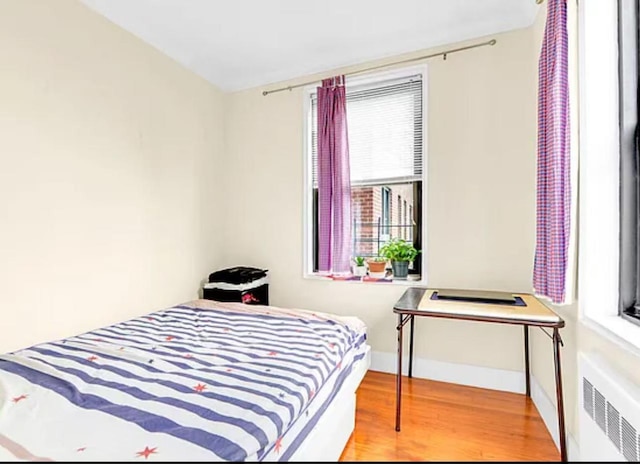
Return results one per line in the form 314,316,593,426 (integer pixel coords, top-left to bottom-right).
0,299,368,461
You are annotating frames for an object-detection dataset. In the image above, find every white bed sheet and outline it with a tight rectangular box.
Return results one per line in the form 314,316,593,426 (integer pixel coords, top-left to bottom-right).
0,299,369,462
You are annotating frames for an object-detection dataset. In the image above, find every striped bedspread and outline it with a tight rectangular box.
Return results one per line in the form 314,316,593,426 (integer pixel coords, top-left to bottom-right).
0,299,368,461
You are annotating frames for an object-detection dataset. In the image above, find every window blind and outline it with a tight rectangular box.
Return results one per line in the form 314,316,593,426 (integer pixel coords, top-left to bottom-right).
311,75,423,186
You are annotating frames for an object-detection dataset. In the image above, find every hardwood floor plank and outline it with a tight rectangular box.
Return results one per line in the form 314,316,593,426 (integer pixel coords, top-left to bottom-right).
340,370,560,462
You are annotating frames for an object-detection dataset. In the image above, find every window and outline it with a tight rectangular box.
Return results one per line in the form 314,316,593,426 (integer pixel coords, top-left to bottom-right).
618,0,640,325
307,70,424,276
579,0,640,350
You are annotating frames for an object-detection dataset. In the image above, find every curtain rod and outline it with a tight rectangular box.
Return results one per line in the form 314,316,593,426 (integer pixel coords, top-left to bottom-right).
261,38,497,96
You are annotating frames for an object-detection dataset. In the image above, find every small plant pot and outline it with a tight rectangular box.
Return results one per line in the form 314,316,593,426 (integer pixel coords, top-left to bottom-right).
391,261,409,279
367,260,387,274
353,265,367,277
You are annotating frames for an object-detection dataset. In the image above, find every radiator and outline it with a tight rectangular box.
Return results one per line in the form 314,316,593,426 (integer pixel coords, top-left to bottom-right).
579,352,640,461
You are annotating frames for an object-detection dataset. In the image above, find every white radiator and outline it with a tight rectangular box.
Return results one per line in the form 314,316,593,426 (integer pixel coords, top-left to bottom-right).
578,352,640,461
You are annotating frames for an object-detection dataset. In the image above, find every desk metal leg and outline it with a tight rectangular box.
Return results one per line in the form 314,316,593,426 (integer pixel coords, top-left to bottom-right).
524,325,530,397
553,328,567,462
408,315,415,378
395,313,403,432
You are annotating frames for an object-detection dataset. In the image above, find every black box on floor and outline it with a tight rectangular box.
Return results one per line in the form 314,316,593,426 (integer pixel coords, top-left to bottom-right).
202,266,269,305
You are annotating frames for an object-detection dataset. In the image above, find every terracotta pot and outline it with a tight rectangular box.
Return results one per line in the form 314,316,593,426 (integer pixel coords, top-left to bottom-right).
367,260,387,273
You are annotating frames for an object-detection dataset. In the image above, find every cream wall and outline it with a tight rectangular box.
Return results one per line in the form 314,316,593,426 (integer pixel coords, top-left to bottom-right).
220,25,538,372
0,0,224,353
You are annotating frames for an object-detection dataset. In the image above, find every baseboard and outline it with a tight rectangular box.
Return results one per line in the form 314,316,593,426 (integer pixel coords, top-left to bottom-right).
530,377,560,448
370,350,581,460
531,376,581,461
369,350,525,394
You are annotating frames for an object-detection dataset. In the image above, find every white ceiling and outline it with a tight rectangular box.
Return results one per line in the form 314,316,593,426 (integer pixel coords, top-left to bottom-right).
81,0,539,92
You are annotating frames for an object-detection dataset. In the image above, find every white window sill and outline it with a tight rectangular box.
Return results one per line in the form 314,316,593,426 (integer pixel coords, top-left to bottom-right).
582,313,640,358
303,272,426,286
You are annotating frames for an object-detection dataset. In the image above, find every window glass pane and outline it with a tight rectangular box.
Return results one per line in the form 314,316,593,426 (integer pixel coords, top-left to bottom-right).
352,182,416,258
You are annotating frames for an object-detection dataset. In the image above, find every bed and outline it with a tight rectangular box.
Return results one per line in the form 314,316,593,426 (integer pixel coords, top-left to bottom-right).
0,299,370,461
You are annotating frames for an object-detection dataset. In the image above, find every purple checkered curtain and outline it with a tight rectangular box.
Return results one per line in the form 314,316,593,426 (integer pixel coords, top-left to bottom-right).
533,0,570,304
317,75,352,273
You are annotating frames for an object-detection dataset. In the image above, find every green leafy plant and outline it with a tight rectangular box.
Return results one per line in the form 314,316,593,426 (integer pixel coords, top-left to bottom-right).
354,256,366,266
379,238,420,262
367,256,387,263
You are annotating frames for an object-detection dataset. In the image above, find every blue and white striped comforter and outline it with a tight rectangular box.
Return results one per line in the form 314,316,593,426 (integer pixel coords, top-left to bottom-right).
0,299,368,461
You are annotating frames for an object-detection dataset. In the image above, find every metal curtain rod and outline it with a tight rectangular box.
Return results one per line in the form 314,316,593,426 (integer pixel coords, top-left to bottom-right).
261,38,497,96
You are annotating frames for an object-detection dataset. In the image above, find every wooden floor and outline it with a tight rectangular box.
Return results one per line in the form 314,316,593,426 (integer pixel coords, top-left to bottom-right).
339,371,560,462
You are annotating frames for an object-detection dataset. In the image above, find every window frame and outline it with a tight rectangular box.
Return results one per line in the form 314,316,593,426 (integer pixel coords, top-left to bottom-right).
579,0,640,354
403,199,408,240
409,205,413,241
618,0,640,326
396,194,402,239
381,186,391,237
302,65,428,283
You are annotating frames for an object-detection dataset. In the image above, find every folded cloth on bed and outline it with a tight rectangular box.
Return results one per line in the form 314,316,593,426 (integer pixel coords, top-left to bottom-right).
0,300,367,462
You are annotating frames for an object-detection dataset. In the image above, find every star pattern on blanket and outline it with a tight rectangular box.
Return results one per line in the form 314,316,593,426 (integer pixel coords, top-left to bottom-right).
135,446,157,459
11,394,27,403
0,304,361,461
165,336,175,341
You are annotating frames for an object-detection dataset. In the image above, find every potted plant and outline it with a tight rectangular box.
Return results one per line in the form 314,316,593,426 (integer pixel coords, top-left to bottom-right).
366,256,388,275
353,256,367,277
379,238,420,280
